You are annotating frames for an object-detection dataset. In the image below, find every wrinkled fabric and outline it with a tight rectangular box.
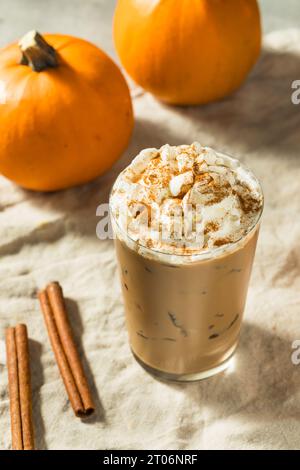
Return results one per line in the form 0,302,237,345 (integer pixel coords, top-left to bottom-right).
0,30,300,450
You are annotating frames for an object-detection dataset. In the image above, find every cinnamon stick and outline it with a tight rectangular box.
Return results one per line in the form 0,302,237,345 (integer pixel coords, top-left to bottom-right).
6,328,23,450
38,282,95,417
5,324,35,450
15,324,35,450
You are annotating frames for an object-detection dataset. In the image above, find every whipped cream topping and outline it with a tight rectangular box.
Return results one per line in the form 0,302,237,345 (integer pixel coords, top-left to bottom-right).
110,143,263,256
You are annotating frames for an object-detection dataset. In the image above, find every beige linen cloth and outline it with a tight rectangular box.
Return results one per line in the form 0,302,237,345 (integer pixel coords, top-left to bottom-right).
0,30,300,450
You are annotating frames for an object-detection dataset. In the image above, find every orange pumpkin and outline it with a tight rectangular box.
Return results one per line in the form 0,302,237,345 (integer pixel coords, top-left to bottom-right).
0,31,133,191
114,0,261,105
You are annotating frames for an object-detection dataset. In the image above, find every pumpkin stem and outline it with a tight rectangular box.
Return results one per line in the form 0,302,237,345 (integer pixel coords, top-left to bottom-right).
19,30,58,72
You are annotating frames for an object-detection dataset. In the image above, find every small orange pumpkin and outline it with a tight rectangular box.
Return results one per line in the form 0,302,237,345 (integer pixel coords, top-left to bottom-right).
114,0,261,105
0,31,133,191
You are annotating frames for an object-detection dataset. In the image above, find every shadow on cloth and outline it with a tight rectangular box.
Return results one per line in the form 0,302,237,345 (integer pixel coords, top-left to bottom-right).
29,338,48,450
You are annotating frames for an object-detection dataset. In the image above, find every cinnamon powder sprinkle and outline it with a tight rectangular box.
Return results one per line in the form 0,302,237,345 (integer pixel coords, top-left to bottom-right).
204,222,219,235
213,238,231,247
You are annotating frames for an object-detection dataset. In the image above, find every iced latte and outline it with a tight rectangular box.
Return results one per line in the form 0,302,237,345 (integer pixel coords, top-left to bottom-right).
110,143,263,381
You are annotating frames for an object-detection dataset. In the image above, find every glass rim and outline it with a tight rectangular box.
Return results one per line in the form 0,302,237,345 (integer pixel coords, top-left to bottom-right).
109,150,264,262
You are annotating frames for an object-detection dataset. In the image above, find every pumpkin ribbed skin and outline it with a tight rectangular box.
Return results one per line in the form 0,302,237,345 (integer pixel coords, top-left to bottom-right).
114,0,261,105
0,34,133,191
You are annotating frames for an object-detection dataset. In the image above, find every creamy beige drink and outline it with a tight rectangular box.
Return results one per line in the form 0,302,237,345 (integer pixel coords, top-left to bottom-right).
110,143,263,381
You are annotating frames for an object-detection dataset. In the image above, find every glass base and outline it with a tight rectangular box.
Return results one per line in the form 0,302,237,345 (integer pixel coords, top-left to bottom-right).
132,348,236,383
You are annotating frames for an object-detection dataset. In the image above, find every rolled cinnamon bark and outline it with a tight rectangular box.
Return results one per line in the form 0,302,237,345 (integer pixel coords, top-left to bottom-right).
5,324,35,450
46,282,95,415
6,327,23,450
15,324,35,450
38,283,95,417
